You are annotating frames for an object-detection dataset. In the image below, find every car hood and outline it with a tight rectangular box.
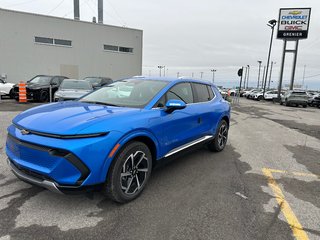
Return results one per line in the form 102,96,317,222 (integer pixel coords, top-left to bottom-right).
14,82,51,89
55,89,92,98
12,101,141,135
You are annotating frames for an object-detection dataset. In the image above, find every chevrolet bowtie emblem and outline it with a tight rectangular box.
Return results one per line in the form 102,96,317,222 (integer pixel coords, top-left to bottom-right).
20,129,30,135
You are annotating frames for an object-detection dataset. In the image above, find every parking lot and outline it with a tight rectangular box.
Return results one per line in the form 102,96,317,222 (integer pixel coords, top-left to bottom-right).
0,99,319,240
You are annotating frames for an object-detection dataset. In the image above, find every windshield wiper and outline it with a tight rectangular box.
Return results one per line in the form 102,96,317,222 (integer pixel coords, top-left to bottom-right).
80,101,120,107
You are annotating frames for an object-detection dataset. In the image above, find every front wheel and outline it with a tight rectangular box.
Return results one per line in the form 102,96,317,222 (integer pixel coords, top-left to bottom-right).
208,120,229,152
104,141,152,203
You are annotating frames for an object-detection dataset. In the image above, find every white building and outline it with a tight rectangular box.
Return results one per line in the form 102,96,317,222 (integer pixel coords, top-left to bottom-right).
0,8,143,83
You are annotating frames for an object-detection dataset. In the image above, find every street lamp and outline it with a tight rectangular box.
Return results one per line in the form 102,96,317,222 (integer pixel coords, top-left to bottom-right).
257,60,262,88
210,69,216,83
263,19,277,97
157,65,165,77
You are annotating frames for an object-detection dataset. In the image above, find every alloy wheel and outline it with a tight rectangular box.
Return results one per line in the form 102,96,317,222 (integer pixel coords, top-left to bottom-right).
217,123,228,149
120,151,149,195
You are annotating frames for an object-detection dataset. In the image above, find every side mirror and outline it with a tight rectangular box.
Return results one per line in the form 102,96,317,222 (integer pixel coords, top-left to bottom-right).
165,99,186,113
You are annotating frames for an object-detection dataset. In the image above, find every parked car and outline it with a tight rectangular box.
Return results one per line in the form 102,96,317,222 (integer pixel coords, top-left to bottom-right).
13,75,68,102
242,89,257,98
308,94,320,108
84,77,113,89
248,90,261,99
280,90,308,107
263,90,284,100
253,91,265,101
54,79,93,101
6,77,230,203
0,78,14,99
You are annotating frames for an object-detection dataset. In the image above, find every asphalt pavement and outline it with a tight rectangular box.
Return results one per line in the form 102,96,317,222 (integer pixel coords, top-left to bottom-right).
0,98,319,240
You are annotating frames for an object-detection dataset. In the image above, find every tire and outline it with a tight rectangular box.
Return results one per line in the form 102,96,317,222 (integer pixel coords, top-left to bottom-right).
285,100,289,107
9,89,15,99
258,95,263,101
39,90,49,102
104,141,152,203
208,120,229,152
303,104,307,108
280,101,283,105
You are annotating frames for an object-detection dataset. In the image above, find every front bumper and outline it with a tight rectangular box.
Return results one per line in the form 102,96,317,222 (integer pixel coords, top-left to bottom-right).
6,125,123,188
8,158,62,194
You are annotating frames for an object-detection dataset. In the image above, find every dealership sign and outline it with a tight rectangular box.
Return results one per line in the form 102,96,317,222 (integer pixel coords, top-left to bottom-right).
277,8,311,39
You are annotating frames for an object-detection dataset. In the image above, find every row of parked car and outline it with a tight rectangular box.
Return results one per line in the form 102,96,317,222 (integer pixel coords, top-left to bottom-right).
243,88,320,108
0,75,113,102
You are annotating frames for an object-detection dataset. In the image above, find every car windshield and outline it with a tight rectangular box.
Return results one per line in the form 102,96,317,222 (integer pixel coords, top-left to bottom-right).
79,79,168,108
29,76,51,84
84,77,101,84
60,80,92,90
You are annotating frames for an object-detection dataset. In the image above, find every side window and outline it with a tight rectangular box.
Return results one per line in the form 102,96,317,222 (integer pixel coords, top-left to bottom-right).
207,85,215,100
155,95,166,108
193,83,211,102
167,83,193,104
51,77,60,85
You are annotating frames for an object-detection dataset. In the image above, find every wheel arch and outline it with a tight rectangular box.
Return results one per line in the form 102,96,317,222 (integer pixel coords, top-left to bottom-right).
100,130,159,183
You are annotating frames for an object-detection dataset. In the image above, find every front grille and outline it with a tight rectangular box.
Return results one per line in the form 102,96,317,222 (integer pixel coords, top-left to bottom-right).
7,134,90,185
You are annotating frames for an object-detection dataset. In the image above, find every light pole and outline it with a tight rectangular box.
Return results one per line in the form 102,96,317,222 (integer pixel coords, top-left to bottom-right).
302,65,306,88
268,61,276,90
257,60,262,88
210,69,216,83
157,65,165,77
246,65,250,89
243,66,248,89
263,19,277,97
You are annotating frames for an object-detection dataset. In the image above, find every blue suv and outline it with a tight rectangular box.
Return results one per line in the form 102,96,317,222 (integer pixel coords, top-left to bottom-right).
6,77,230,203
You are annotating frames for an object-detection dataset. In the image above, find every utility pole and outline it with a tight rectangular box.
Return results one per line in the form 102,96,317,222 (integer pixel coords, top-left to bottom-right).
257,61,262,88
192,72,194,78
177,72,180,78
200,72,204,79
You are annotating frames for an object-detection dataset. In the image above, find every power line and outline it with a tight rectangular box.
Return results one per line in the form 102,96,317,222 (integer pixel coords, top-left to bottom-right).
304,73,320,79
47,0,65,15
103,0,127,26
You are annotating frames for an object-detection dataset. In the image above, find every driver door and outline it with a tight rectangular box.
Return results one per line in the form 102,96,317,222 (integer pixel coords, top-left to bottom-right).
150,82,199,157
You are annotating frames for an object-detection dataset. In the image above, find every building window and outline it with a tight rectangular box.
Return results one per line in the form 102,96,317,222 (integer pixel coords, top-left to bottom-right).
35,36,53,44
34,36,72,47
104,44,133,53
104,45,119,51
54,39,72,46
119,47,133,53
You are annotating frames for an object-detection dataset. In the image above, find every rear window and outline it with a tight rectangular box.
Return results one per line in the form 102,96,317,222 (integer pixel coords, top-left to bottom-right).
193,83,213,102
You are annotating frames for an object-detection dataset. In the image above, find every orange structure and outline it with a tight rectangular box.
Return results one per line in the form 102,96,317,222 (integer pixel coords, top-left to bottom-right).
18,82,27,103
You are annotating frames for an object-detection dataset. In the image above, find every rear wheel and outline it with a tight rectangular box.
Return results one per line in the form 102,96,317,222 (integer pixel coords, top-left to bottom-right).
208,120,228,152
258,95,263,101
104,141,152,203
